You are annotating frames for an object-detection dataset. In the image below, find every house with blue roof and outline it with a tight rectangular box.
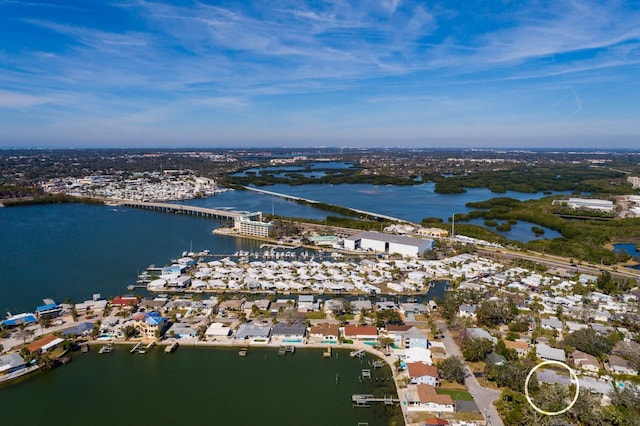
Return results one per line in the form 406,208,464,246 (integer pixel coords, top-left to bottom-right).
1,313,37,328
132,311,168,340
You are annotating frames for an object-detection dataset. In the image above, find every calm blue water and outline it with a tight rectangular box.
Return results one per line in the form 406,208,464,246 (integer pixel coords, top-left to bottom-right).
0,204,263,313
227,183,566,222
232,161,355,176
613,243,640,269
467,218,562,243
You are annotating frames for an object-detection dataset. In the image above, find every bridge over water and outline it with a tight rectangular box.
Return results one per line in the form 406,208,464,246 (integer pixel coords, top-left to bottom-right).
112,199,262,221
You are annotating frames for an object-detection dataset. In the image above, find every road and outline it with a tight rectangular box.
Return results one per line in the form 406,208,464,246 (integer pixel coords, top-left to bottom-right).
476,247,640,283
437,320,504,426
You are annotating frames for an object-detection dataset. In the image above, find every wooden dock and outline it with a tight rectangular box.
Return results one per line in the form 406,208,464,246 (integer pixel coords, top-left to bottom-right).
165,341,179,354
323,345,332,358
352,394,400,407
350,349,365,358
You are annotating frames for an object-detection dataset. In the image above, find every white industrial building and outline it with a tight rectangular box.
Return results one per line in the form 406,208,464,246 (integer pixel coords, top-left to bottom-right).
344,231,433,257
565,197,614,212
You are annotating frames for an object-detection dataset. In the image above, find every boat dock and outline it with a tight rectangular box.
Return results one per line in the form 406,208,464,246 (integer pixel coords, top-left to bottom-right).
350,349,365,358
323,346,332,358
352,394,400,407
130,342,155,354
98,344,113,354
278,345,295,355
165,341,179,354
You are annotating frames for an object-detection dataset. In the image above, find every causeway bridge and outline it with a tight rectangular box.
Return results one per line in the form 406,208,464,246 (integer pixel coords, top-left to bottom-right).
111,199,262,221
242,186,412,224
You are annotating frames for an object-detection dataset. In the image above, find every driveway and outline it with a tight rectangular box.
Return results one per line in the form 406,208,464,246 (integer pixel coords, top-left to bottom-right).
437,320,504,426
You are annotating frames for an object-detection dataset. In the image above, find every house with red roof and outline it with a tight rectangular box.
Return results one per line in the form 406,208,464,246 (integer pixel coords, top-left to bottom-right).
111,296,139,307
407,362,439,386
406,384,454,413
343,325,378,340
26,334,64,354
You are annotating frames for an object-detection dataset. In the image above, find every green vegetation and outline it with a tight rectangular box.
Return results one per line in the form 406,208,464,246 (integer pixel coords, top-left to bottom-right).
461,337,494,362
433,164,629,194
437,356,466,384
561,328,619,358
449,196,640,265
436,388,474,401
476,299,518,327
2,194,104,207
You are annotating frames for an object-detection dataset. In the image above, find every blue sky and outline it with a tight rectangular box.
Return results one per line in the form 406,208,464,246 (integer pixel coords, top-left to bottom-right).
1,0,639,148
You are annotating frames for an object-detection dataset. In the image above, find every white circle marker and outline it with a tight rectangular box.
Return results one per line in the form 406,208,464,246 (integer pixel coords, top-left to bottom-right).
524,360,580,416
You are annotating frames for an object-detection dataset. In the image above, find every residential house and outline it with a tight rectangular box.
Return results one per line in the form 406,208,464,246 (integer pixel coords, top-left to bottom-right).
608,355,638,376
0,354,27,376
132,311,168,340
26,334,64,354
205,322,231,339
235,323,271,343
541,317,563,332
271,322,306,341
406,384,454,413
309,323,340,342
407,362,439,386
536,343,566,363
504,340,529,357
571,350,600,374
385,324,412,348
404,327,429,349
111,296,139,307
458,304,477,319
486,352,507,367
465,328,497,344
343,325,378,340
166,322,197,339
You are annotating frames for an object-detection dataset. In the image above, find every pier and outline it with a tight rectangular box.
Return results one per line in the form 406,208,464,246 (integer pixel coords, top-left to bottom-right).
350,349,365,358
113,199,262,222
165,341,179,354
352,394,400,407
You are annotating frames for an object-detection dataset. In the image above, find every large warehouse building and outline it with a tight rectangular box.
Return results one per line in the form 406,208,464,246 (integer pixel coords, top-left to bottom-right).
344,231,433,257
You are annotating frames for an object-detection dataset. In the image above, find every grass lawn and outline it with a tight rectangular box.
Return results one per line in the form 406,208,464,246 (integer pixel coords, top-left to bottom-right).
436,389,474,401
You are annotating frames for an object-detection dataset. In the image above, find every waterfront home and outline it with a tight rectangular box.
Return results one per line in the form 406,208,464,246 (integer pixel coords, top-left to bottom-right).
271,322,306,341
343,325,378,340
205,322,231,339
407,362,439,385
111,296,139,307
132,312,168,340
27,334,64,354
75,299,108,316
1,313,37,328
309,323,340,342
405,384,454,413
0,353,27,376
571,350,600,374
350,300,373,314
400,347,433,365
536,343,566,363
608,355,637,376
139,298,168,311
235,323,271,343
166,322,197,339
35,301,62,319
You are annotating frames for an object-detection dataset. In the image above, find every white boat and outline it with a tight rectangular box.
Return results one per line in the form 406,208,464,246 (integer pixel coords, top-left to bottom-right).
99,345,113,354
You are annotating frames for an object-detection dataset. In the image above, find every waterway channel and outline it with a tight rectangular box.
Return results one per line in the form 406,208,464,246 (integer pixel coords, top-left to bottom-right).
0,346,401,425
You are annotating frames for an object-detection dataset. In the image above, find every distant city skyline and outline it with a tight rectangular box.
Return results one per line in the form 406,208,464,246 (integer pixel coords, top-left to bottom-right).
1,1,639,148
